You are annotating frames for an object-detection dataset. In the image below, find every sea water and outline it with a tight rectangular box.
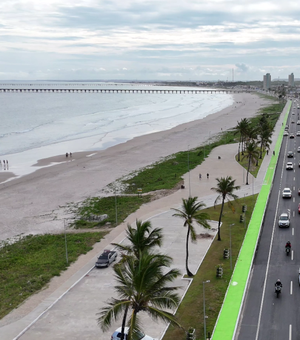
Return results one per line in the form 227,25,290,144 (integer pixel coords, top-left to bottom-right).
0,82,233,179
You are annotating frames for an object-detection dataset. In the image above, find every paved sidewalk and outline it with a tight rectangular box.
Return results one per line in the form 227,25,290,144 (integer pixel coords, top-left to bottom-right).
0,104,287,340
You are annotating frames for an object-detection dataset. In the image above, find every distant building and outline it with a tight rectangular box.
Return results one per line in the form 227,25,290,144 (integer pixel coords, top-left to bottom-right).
263,73,271,90
289,73,295,87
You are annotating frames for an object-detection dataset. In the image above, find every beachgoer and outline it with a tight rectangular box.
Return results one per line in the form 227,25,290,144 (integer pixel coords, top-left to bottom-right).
70,152,72,157
3,160,6,170
0,160,2,169
66,152,69,158
6,160,8,170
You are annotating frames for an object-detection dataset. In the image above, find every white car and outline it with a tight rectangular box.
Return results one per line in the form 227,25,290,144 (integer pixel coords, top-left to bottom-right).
286,162,293,170
278,212,290,228
297,131,300,136
297,146,300,152
111,327,157,340
297,120,300,125
283,131,289,136
282,188,292,198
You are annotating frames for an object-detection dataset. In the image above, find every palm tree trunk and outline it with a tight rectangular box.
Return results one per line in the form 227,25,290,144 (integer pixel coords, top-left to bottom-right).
237,137,241,161
246,157,251,185
217,199,225,241
186,226,193,277
120,305,129,340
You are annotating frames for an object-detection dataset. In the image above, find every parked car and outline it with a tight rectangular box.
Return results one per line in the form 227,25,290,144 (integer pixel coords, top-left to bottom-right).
287,151,294,158
286,162,293,170
278,212,290,227
282,188,292,198
111,327,157,340
95,249,117,268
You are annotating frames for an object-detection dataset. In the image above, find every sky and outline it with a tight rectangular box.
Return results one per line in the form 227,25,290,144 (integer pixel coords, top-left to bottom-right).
1,0,300,81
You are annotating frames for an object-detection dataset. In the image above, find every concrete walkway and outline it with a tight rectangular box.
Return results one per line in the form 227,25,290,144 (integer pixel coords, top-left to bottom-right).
0,104,287,340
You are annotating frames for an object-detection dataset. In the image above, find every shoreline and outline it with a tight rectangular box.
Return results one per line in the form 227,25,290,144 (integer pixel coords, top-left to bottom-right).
0,92,272,242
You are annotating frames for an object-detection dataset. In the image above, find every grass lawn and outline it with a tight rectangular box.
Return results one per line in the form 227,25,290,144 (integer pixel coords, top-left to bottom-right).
163,194,258,340
0,232,106,319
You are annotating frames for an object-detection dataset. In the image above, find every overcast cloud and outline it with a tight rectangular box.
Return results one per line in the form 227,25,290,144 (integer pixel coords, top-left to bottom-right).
1,0,300,81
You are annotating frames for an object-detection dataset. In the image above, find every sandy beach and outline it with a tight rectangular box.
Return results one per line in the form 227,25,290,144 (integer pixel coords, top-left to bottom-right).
0,92,271,242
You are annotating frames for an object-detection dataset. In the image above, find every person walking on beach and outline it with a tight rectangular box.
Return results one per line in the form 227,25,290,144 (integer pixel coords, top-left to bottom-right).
6,160,9,170
3,160,6,170
0,160,2,170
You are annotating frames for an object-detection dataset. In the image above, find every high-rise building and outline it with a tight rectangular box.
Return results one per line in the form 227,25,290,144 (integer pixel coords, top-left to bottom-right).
263,73,271,90
289,73,295,87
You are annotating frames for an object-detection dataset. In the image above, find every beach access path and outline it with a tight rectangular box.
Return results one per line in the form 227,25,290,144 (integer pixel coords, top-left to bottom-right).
0,95,287,340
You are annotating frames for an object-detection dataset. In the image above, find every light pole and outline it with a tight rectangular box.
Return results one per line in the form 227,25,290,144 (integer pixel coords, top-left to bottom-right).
188,145,191,197
203,280,210,340
229,223,234,270
115,191,118,226
64,219,69,264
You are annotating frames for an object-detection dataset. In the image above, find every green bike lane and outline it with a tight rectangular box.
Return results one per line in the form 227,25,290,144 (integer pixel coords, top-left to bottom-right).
211,100,292,340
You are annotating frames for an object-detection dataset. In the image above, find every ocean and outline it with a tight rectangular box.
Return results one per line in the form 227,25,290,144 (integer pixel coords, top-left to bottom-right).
0,82,234,179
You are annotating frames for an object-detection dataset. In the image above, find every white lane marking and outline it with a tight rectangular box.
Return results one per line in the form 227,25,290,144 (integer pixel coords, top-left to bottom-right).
292,228,294,236
293,197,295,202
289,324,292,340
293,211,295,217
290,281,293,295
255,189,281,340
291,250,294,261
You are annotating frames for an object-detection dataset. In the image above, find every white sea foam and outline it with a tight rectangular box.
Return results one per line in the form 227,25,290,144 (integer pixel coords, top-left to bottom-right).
0,83,233,179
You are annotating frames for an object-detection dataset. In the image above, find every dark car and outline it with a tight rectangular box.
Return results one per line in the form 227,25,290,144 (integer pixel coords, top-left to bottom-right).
95,250,117,268
287,151,294,158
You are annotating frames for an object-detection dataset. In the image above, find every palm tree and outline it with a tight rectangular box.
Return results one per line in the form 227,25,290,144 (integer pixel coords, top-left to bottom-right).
112,219,163,260
258,127,273,159
98,253,182,340
172,197,210,277
211,176,240,241
235,118,249,160
242,141,260,185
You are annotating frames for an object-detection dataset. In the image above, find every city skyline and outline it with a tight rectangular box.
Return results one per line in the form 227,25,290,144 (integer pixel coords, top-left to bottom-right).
1,0,300,81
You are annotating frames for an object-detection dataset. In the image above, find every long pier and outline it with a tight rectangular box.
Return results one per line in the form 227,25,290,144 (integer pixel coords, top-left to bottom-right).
0,88,250,94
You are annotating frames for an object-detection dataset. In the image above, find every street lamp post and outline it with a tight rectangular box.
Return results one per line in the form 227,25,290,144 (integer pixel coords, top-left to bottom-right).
229,223,234,270
64,219,69,265
188,145,191,197
203,280,210,340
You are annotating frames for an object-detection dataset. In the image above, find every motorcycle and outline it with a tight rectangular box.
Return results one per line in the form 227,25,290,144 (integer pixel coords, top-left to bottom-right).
275,285,282,298
286,246,291,256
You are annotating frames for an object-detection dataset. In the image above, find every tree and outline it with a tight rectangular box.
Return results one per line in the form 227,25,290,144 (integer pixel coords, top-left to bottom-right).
235,118,250,160
211,176,240,241
112,219,163,260
98,253,182,340
242,141,260,185
172,197,210,277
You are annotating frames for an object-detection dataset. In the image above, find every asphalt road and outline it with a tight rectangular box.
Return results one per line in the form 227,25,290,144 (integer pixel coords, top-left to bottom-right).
236,101,300,340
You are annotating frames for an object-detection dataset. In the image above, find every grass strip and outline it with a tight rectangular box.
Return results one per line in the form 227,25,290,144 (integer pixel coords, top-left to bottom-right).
0,232,106,319
164,195,257,340
73,195,152,229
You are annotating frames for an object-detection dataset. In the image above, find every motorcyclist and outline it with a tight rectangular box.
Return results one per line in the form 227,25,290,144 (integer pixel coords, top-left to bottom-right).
286,241,291,249
275,279,282,288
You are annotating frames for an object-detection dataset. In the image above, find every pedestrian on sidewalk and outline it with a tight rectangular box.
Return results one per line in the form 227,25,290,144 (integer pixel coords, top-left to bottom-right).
207,173,209,179
199,173,202,180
